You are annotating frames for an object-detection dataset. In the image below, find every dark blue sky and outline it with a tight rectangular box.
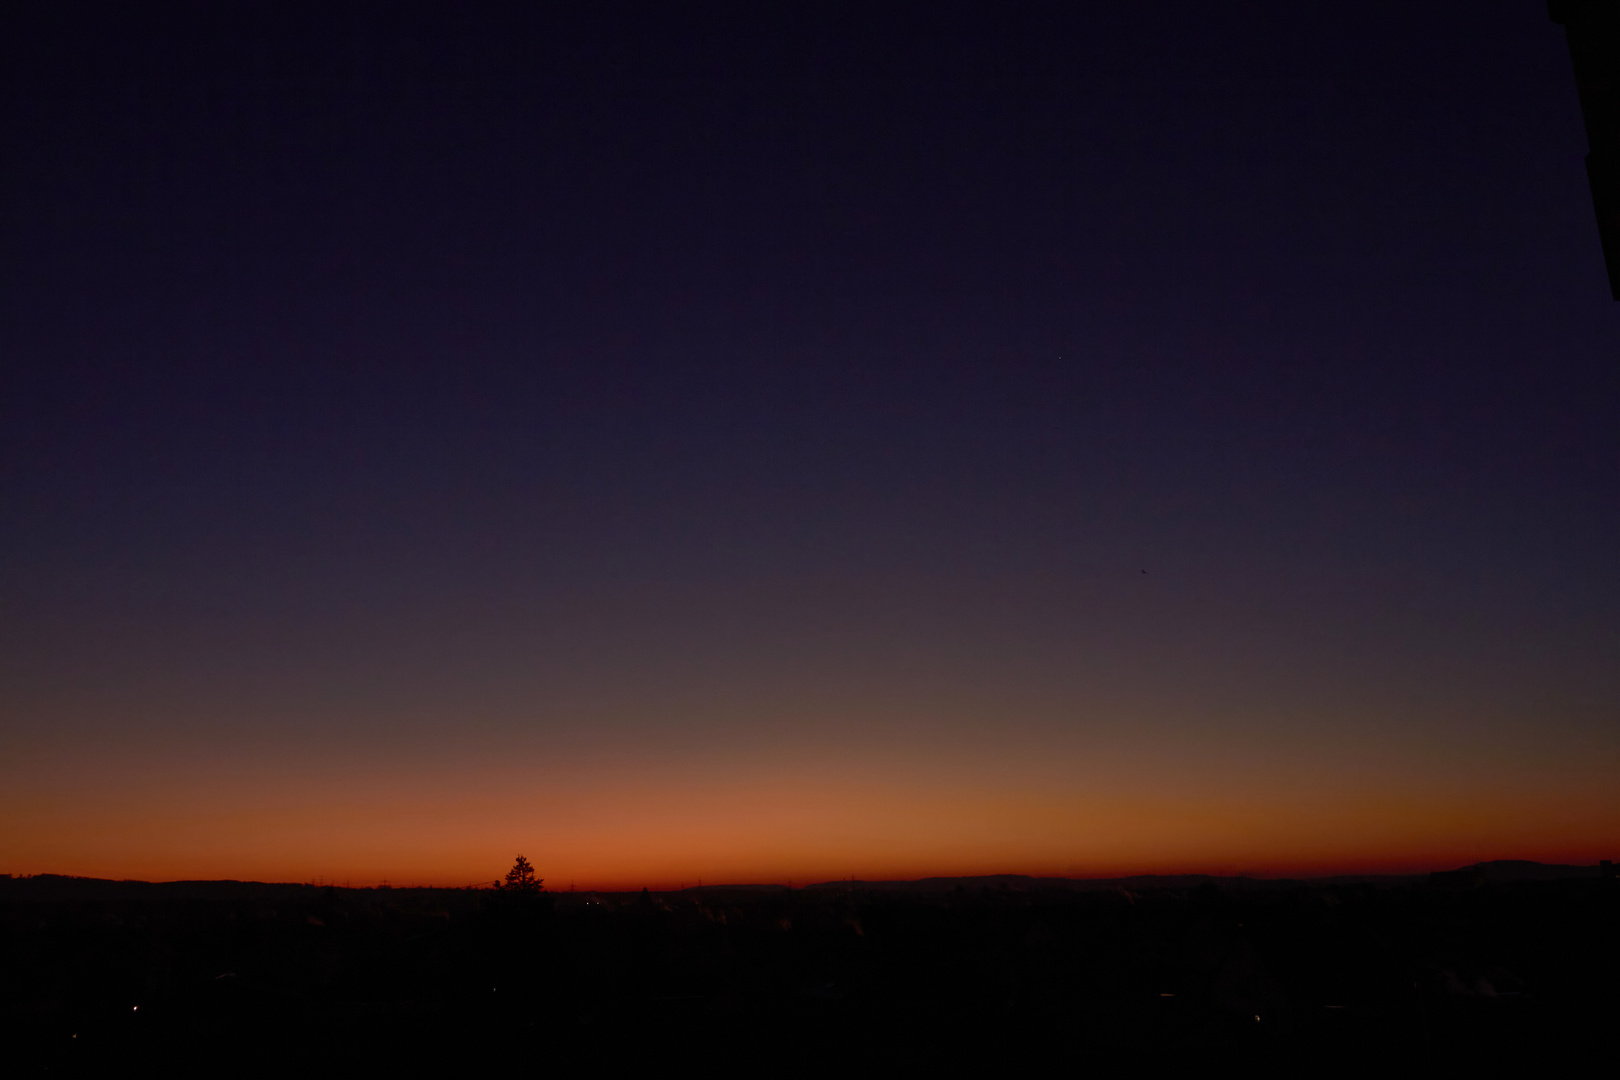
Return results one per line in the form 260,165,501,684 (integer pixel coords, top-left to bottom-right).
3,2,1617,883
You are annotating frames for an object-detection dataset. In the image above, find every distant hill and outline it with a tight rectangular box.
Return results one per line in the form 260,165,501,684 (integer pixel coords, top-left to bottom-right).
0,875,371,902
797,871,1426,894
738,862,1613,894
1428,860,1606,886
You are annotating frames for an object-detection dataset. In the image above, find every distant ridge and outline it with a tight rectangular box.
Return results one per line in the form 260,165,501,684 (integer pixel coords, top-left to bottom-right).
1427,859,1609,886
3,860,1610,901
797,861,1610,894
797,871,1418,893
0,876,340,902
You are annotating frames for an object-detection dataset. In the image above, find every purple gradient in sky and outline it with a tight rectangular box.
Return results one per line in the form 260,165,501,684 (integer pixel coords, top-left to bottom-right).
2,2,1616,884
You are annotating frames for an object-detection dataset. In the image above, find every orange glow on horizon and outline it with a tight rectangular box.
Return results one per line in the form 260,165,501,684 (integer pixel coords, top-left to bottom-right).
7,763,1616,889
9,694,1617,890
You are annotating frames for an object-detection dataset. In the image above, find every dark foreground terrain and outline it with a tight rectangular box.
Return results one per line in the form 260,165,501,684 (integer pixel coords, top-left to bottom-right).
4,863,1616,1075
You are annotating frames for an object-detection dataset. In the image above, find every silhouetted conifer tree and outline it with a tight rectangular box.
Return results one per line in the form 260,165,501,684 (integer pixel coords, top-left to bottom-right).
496,855,544,894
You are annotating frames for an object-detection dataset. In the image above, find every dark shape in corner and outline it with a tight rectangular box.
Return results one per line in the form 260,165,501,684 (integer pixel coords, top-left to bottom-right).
1551,1,1620,299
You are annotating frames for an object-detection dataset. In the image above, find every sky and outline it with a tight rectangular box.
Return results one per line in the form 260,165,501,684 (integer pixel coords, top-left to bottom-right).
3,1,1618,888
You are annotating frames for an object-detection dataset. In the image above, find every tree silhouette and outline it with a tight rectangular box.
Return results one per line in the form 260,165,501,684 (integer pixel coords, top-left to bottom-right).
496,855,544,895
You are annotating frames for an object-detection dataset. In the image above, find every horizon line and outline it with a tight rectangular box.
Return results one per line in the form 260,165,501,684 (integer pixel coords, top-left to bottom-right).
8,855,1614,892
